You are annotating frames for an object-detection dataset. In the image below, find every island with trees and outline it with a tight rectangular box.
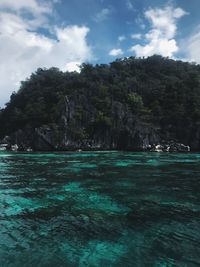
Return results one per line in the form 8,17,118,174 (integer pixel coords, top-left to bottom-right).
0,55,200,152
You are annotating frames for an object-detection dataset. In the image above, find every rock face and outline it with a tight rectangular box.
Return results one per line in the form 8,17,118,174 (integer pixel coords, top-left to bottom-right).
1,97,191,152
2,99,158,151
1,99,190,152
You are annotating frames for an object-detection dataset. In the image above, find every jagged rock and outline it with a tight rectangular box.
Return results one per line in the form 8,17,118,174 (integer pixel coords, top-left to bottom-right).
0,98,190,152
0,144,7,151
168,142,190,152
154,145,164,152
11,144,18,151
150,142,190,153
4,126,190,152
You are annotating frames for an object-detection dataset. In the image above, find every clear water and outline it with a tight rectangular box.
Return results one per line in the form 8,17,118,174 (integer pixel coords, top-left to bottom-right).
0,151,200,267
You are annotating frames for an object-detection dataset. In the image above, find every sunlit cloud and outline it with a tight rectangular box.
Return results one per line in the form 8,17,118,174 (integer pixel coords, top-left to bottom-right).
0,0,93,106
130,6,187,58
109,48,123,56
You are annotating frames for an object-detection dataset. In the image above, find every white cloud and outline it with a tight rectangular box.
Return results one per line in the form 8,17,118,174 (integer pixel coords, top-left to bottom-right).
174,7,187,18
0,1,92,106
135,16,146,29
118,35,126,42
126,0,134,10
0,0,52,15
93,8,112,22
185,27,200,63
65,61,81,72
130,6,187,58
109,48,123,57
131,33,142,40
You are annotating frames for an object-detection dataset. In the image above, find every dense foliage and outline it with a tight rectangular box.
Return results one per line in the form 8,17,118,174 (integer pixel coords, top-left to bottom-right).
1,55,200,149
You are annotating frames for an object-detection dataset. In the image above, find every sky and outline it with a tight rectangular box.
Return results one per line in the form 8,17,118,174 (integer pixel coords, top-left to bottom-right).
0,0,200,107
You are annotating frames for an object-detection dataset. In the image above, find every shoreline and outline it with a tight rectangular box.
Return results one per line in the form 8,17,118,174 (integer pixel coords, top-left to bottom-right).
0,149,197,154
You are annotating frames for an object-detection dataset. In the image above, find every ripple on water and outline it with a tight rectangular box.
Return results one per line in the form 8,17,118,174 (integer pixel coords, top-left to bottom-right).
0,151,200,266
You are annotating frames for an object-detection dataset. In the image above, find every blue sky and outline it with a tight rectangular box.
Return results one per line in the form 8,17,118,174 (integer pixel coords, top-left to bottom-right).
0,0,200,106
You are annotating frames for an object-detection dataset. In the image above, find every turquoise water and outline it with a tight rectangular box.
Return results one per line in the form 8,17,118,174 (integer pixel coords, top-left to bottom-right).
0,151,200,267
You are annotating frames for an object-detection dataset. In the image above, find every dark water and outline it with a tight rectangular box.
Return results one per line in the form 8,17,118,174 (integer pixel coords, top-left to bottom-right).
0,151,200,267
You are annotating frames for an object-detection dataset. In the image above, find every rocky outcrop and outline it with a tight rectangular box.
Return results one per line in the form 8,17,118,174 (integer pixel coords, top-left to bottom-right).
0,144,8,151
150,142,190,152
1,98,190,152
3,126,190,152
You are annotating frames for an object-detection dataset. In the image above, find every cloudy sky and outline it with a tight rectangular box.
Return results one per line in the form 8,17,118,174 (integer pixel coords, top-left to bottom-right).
0,0,200,106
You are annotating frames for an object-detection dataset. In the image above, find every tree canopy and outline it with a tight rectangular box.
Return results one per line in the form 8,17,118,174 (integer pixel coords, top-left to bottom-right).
1,55,200,149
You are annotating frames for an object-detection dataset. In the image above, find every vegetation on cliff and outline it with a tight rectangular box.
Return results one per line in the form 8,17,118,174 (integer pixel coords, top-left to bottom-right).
1,55,200,150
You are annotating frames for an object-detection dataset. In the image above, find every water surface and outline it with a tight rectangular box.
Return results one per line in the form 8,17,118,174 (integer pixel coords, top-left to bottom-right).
0,151,200,266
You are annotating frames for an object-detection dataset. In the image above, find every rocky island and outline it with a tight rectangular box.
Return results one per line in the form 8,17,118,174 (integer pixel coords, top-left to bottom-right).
0,55,199,152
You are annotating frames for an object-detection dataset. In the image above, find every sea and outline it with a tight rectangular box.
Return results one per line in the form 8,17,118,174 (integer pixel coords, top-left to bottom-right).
0,151,200,267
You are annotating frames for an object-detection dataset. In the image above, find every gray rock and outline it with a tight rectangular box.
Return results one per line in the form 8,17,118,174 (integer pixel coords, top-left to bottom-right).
1,97,191,152
150,142,190,153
